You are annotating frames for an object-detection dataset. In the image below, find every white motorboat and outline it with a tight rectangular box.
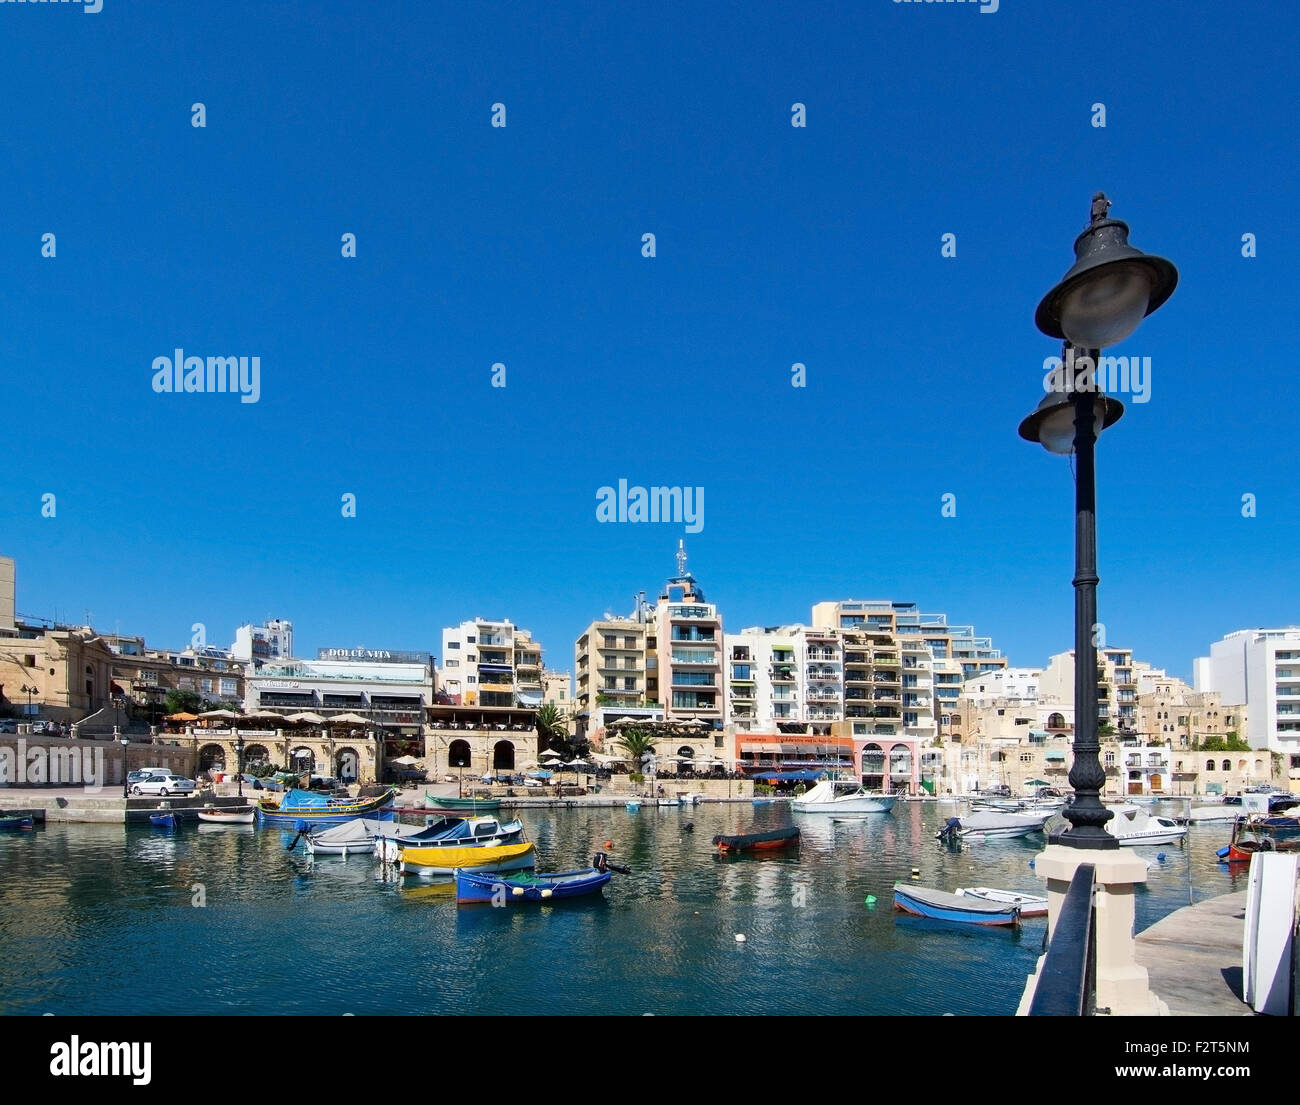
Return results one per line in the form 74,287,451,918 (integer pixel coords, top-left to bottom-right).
196,806,255,824
1184,806,1241,824
792,777,896,814
936,810,1051,840
955,887,1049,917
1105,805,1188,847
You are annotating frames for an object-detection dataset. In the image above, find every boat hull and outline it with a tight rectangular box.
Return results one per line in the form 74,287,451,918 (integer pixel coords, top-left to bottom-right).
149,813,178,830
713,826,800,852
793,796,896,814
398,841,536,877
893,885,1020,927
425,793,502,812
955,887,1048,917
257,788,397,828
0,816,35,831
454,867,611,903
196,808,255,824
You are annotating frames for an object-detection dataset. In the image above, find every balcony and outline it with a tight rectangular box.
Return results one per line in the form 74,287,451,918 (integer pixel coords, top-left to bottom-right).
671,630,716,643
669,605,714,621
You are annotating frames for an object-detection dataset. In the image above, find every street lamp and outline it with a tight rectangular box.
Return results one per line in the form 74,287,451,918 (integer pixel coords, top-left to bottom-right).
235,735,245,799
20,684,35,720
119,731,130,799
1020,192,1177,849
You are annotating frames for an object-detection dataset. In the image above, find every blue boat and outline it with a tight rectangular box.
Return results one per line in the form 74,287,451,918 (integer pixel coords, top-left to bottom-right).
454,866,612,904
256,788,397,828
0,814,34,831
149,812,178,831
893,883,1020,927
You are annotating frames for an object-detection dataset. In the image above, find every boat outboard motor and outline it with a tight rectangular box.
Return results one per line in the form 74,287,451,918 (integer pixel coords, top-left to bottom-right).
286,819,312,851
935,817,962,843
593,851,631,875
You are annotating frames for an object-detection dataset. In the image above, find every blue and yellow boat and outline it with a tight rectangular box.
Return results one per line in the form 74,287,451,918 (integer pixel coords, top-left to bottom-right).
256,788,397,829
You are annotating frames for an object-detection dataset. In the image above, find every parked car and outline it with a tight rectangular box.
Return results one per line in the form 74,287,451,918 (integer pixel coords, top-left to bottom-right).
131,773,196,797
0,720,18,733
128,768,168,785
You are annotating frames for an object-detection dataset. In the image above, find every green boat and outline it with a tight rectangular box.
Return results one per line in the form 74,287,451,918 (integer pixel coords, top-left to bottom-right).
424,792,501,812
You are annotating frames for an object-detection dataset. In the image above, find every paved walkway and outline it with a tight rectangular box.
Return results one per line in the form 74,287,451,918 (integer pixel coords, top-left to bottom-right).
1136,891,1255,1016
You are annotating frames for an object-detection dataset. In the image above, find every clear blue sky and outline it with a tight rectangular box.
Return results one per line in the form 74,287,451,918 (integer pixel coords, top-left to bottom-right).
1,1,1295,683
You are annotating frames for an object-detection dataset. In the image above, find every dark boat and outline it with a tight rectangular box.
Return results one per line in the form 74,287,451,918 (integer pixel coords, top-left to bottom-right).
0,814,35,831
713,825,800,853
149,812,178,830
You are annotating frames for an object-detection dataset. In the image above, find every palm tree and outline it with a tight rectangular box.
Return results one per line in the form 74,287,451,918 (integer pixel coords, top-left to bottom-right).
536,703,585,761
615,727,657,768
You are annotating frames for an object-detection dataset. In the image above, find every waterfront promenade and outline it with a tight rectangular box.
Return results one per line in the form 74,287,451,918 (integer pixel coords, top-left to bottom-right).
1137,890,1255,1016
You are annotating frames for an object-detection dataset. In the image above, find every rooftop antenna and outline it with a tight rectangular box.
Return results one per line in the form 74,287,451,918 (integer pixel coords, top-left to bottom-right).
675,539,688,578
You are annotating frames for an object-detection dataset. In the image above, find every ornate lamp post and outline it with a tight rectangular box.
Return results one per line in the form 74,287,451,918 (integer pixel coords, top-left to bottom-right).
235,735,245,799
119,731,130,799
1020,193,1177,849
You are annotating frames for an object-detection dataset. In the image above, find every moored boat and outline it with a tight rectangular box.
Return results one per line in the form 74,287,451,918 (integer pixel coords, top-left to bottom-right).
955,886,1049,917
256,787,397,828
454,864,611,904
149,812,178,830
792,776,896,814
196,807,255,824
0,813,35,831
370,816,524,862
1105,805,1187,847
424,792,501,813
935,810,1050,841
713,825,800,853
893,883,1020,927
397,840,536,878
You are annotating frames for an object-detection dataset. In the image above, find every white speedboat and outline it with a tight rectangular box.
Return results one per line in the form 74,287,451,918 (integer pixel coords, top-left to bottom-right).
955,886,1049,917
792,777,896,814
936,810,1051,840
1105,805,1188,847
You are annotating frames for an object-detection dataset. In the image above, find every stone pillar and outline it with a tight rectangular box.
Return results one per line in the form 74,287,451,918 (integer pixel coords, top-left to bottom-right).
1018,844,1168,1016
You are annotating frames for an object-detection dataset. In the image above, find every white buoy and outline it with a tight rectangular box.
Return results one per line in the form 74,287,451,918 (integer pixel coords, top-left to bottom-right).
512,887,525,896
735,933,746,943
541,888,554,898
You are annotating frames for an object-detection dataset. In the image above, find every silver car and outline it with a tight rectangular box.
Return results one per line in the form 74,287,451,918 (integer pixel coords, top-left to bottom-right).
131,773,196,797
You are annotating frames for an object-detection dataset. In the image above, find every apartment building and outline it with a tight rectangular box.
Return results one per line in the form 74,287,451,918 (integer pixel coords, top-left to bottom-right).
654,554,723,726
574,615,657,738
232,618,294,662
1196,628,1300,756
1038,647,1141,733
724,625,842,729
440,619,548,709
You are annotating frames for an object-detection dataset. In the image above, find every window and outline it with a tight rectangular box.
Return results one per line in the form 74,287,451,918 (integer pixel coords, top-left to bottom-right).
467,655,476,663
24,655,35,667
1206,759,1215,772
1020,753,1032,763
1221,759,1230,772
467,676,477,685
220,679,237,696
201,679,213,693
466,636,475,643
1104,751,1115,765
603,637,617,649
624,637,637,649
446,659,459,668
559,690,566,701
448,641,460,650
624,677,636,690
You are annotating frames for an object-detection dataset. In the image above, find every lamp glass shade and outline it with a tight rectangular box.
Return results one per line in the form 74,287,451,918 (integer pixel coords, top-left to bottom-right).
1033,398,1109,456
1058,262,1152,347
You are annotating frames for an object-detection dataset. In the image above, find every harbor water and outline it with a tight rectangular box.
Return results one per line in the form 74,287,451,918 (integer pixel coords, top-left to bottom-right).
0,800,1248,1016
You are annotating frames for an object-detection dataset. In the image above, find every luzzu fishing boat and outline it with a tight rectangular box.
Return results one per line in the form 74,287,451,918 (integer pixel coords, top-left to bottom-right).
424,792,501,813
454,865,611,904
256,788,397,828
397,840,536,878
893,883,1021,927
0,813,35,831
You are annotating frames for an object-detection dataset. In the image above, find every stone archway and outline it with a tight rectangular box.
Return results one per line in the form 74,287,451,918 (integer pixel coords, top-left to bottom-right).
197,743,226,773
448,739,472,769
336,747,360,782
860,742,884,789
493,740,515,771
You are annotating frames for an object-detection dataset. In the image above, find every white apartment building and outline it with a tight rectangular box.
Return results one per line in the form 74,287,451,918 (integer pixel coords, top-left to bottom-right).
232,618,294,662
440,619,547,709
725,625,842,729
1196,628,1300,754
244,655,432,735
961,667,1043,708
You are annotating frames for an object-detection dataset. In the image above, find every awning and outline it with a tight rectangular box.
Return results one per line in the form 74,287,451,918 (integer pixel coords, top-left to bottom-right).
1045,750,1066,761
516,693,542,706
1028,730,1049,739
752,769,826,782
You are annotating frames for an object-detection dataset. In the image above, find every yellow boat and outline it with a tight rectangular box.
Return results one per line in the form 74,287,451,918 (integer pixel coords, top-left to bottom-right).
398,840,536,877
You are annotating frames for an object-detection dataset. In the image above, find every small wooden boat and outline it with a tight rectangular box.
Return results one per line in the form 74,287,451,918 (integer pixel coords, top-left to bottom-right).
397,840,536,878
256,787,397,828
893,883,1020,927
831,814,870,823
454,866,611,904
196,807,255,824
0,814,35,831
149,812,178,830
424,792,501,813
955,886,1048,917
713,825,801,853
370,816,524,862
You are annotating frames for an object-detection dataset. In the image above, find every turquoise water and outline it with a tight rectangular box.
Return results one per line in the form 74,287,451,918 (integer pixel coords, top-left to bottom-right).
0,801,1244,1016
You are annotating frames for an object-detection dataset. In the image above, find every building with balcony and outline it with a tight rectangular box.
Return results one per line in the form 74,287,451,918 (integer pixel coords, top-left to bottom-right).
573,613,660,740
961,667,1043,707
245,655,433,736
103,634,246,721
231,618,294,662
654,547,723,727
1038,647,1141,734
724,625,842,729
1195,628,1300,760
440,618,548,709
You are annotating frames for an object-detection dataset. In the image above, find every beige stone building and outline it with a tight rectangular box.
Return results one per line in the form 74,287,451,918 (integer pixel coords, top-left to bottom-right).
574,615,654,739
0,625,118,723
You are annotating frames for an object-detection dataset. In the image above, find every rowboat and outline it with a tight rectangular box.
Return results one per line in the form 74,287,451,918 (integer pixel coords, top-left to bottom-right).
0,814,35,831
306,816,460,856
625,801,641,812
424,792,501,813
398,840,536,878
149,812,178,830
256,788,397,828
196,807,255,824
713,825,800,853
371,816,525,862
893,883,1021,927
792,777,896,814
935,810,1051,841
955,886,1049,917
454,866,611,904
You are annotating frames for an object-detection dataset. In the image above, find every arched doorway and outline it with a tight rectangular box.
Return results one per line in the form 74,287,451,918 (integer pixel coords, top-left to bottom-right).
336,747,360,782
290,747,315,777
677,746,695,775
493,740,515,771
448,739,472,769
889,744,912,793
197,743,226,773
244,744,269,768
860,743,884,789
1047,712,1066,730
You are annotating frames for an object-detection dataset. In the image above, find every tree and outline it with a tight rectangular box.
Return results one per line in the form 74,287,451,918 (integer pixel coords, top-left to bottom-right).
615,727,657,769
164,689,201,716
535,703,587,761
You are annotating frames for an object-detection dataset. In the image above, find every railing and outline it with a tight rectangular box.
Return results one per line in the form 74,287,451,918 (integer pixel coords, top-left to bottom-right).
1028,864,1097,1016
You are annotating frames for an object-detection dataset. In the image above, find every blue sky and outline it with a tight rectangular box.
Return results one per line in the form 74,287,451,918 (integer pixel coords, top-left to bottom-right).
1,1,1295,683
